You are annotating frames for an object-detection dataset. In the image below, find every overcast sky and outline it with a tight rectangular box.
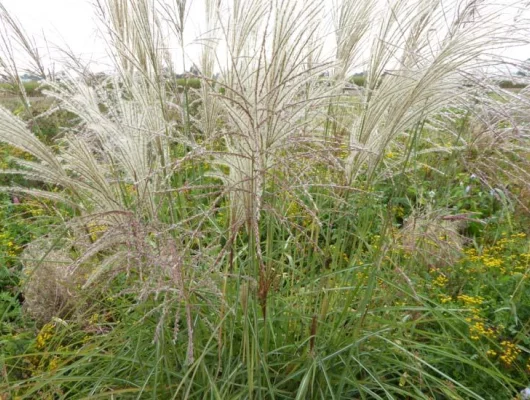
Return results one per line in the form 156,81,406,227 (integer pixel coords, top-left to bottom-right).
1,0,529,74
1,0,109,71
1,0,209,72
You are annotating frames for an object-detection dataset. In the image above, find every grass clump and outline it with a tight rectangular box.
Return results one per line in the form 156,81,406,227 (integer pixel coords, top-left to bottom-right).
0,0,530,398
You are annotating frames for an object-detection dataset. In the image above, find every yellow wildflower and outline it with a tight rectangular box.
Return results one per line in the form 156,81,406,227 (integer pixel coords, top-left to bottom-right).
433,275,448,287
499,341,520,366
36,323,55,350
48,357,59,371
438,294,452,304
457,294,484,306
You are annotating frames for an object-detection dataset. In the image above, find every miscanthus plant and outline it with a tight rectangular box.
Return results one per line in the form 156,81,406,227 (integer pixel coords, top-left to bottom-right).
0,0,529,398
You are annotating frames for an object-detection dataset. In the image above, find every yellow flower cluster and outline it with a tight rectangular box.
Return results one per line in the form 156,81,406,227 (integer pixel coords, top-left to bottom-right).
463,247,481,262
87,220,108,242
457,294,484,306
433,274,448,287
468,320,495,341
456,294,498,341
438,294,452,304
0,232,22,258
36,323,55,350
124,184,137,194
9,146,33,160
486,349,497,357
499,341,520,366
482,256,503,269
48,356,59,371
429,232,529,371
89,313,100,324
511,232,526,239
461,233,529,276
285,195,312,227
24,199,45,217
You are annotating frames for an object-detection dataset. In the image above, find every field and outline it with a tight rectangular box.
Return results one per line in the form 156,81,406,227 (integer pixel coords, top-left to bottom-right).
1,0,530,399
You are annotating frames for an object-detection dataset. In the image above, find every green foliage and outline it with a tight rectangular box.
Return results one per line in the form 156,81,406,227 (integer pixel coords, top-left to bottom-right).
1,173,528,398
350,75,366,87
0,81,46,97
167,78,201,92
497,80,527,89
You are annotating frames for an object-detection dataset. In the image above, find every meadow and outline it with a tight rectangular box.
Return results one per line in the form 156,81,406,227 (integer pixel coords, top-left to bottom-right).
1,0,530,399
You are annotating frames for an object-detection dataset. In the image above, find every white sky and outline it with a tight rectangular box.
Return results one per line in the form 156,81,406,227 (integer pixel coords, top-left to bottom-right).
1,0,208,73
1,0,529,74
1,0,109,70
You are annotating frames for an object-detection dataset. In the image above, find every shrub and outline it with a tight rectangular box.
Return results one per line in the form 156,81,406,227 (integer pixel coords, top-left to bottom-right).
497,80,528,89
